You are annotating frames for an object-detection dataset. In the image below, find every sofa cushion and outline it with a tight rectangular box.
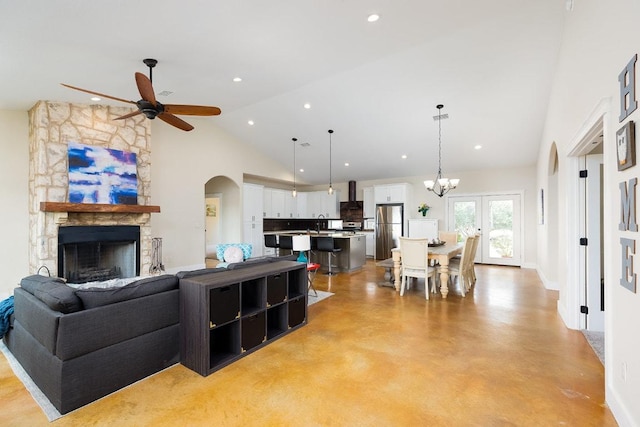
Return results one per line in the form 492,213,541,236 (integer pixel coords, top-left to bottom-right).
20,275,83,314
74,275,178,309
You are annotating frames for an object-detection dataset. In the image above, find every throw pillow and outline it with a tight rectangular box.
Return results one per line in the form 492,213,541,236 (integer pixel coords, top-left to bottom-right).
223,246,244,263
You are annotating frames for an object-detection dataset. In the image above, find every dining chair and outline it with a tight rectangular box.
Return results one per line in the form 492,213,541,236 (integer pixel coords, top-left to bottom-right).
439,235,475,296
398,237,436,299
469,233,480,285
438,230,458,245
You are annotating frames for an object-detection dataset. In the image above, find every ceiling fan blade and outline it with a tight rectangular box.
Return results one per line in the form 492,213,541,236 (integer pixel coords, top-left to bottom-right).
158,112,194,131
164,104,222,116
60,83,136,105
113,110,143,121
135,72,157,106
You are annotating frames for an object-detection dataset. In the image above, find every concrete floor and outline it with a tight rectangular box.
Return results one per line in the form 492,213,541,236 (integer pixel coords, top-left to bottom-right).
0,261,617,426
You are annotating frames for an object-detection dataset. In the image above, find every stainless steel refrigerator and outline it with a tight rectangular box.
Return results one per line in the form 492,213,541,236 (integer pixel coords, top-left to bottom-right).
375,204,403,260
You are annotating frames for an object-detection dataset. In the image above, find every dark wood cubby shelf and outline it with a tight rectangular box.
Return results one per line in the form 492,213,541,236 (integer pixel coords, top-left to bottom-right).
40,202,160,214
179,260,307,376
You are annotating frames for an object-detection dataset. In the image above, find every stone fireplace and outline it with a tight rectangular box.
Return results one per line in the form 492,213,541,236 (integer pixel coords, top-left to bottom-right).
28,101,158,279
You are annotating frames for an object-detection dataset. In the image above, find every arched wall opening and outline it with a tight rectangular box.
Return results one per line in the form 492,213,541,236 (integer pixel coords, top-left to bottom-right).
204,176,241,259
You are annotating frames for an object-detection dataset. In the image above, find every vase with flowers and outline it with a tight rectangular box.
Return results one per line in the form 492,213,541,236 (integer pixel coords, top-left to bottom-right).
418,203,430,217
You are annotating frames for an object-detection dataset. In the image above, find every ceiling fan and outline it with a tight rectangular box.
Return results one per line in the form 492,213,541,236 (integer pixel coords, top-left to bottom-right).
61,58,221,131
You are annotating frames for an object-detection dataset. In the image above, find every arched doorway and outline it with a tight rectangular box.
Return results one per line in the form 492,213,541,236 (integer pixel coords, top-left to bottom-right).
204,176,241,263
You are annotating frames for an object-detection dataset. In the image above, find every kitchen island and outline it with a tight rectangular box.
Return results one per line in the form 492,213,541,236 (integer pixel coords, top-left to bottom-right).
273,232,366,274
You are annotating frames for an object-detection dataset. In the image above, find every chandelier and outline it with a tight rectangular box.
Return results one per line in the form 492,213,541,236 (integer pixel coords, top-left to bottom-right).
424,104,459,197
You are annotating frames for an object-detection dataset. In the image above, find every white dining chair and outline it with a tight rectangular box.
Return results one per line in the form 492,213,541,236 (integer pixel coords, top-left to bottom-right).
439,235,475,297
399,237,436,299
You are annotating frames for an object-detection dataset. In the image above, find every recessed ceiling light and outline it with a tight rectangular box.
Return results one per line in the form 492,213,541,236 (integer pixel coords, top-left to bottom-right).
303,103,311,109
299,168,304,173
401,154,407,159
233,77,242,82
248,120,254,126
91,96,101,102
474,145,482,150
367,14,379,22
344,162,350,167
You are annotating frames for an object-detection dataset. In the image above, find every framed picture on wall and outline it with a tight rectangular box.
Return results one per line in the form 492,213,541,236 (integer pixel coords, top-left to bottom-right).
617,121,635,171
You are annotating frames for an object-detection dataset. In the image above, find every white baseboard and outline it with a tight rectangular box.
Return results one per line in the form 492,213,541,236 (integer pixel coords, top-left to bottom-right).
605,384,636,427
536,266,559,290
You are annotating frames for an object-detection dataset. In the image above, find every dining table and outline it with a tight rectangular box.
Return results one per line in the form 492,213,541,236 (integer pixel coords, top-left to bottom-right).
391,242,464,298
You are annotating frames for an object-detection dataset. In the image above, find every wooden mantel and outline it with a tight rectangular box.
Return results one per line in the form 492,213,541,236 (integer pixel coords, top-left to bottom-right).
40,202,160,214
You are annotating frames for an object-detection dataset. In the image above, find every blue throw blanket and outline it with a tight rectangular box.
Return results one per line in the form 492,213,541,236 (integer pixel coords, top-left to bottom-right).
0,296,14,339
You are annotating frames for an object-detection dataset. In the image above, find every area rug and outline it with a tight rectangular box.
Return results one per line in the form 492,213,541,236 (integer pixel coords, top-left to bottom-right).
581,330,604,365
0,341,61,422
308,290,334,306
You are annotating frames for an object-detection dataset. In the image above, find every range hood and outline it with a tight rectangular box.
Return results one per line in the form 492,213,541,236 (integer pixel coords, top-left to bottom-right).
346,181,362,209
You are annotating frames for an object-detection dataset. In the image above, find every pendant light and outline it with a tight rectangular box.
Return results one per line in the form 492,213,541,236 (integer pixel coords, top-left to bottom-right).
292,137,297,198
328,129,334,195
424,104,459,197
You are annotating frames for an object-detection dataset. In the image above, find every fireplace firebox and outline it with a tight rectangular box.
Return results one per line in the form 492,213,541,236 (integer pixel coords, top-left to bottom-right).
58,225,140,283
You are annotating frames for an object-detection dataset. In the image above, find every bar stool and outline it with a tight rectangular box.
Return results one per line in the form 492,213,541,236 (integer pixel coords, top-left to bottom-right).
278,235,293,256
316,236,342,276
264,234,279,255
307,262,320,296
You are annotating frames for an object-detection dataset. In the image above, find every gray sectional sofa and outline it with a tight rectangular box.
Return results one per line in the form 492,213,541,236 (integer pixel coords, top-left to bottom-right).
2,254,299,414
2,274,180,414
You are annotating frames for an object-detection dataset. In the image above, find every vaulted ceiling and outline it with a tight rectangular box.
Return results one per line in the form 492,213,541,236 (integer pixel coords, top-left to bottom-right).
0,0,565,184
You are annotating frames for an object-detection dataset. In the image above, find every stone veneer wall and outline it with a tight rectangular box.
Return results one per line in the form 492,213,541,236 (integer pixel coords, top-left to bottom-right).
28,101,153,277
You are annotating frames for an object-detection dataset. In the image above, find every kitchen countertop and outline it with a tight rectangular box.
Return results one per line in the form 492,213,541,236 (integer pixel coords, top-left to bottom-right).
266,231,365,238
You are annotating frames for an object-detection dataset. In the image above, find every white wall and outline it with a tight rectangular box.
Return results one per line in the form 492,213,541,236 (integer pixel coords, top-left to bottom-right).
149,117,290,272
0,110,29,299
536,0,640,424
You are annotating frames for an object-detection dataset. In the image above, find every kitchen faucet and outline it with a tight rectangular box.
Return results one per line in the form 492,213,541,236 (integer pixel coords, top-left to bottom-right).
317,214,326,233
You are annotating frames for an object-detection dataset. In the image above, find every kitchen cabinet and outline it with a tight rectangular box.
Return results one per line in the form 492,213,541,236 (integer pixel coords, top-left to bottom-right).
180,261,307,376
283,191,296,218
243,183,264,222
295,192,308,218
262,188,273,218
308,191,339,218
363,187,375,218
364,231,374,258
374,184,409,204
242,221,264,257
263,188,286,218
243,183,264,257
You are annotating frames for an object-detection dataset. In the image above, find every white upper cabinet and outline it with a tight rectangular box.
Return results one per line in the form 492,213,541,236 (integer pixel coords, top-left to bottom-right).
243,183,264,222
374,184,409,204
363,187,374,218
283,191,296,218
262,188,273,218
295,192,308,218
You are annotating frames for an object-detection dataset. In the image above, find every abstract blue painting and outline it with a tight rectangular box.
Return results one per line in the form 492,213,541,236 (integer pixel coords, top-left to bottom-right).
68,142,138,205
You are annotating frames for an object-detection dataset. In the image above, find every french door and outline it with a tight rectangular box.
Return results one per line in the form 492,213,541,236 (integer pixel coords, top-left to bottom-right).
447,193,522,266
